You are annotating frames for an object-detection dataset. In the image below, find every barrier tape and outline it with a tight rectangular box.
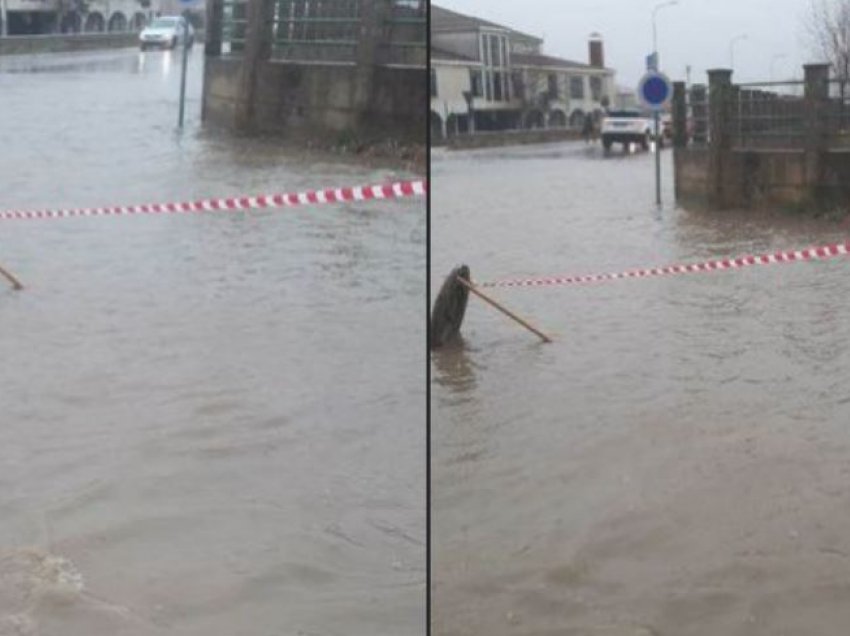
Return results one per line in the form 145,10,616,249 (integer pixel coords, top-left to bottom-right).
0,180,426,221
476,241,850,289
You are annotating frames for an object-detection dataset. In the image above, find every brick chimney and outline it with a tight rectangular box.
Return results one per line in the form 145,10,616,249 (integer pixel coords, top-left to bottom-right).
589,33,604,68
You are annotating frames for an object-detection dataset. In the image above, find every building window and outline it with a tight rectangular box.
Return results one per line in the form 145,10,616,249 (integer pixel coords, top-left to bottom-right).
489,34,501,66
480,32,510,102
547,73,559,99
470,70,483,98
493,71,504,101
430,69,437,98
590,76,602,102
570,76,585,100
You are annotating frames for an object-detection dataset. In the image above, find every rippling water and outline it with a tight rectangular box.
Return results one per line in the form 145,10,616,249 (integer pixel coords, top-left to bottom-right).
431,142,850,635
0,49,424,635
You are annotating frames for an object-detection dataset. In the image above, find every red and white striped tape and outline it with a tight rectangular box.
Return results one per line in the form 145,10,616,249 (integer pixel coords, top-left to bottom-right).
0,180,426,221
476,241,850,289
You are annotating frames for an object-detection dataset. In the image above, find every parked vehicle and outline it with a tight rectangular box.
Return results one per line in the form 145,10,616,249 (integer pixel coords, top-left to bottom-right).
661,113,673,140
139,16,194,51
600,110,654,151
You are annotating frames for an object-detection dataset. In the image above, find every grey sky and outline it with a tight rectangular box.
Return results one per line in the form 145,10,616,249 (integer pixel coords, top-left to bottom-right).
433,0,821,89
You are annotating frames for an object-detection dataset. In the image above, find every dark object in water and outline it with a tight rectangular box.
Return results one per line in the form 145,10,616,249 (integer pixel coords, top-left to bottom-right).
430,265,470,349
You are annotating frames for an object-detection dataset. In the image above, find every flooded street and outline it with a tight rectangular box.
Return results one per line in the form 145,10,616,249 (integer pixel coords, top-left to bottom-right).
432,142,850,635
0,48,424,635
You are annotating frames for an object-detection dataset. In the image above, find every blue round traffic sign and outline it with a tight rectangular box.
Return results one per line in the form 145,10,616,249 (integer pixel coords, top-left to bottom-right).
638,71,672,110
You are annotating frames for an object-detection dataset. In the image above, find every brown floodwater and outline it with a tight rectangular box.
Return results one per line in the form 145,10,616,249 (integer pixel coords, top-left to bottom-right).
431,141,850,636
0,48,424,635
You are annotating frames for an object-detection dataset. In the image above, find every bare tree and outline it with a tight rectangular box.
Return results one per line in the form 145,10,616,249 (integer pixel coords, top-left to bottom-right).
806,0,850,129
806,0,850,81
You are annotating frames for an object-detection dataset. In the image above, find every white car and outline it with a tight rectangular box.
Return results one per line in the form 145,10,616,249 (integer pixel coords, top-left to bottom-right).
600,110,655,151
139,16,195,50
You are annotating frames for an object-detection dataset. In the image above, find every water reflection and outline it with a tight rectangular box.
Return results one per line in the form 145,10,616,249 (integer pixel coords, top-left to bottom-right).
431,341,478,398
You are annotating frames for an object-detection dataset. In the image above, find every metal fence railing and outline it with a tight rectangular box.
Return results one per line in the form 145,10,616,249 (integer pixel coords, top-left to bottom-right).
220,0,248,55
688,84,709,146
678,72,850,151
730,81,806,149
825,79,850,139
214,0,424,65
272,0,361,62
379,0,425,66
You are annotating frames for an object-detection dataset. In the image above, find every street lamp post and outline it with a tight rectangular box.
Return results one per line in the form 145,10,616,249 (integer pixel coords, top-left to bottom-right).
652,0,679,68
729,34,748,71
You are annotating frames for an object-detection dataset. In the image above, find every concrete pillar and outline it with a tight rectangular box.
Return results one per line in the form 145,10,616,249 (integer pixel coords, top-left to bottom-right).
803,63,830,197
234,0,275,131
205,0,223,57
672,81,687,148
707,68,733,207
804,63,830,100
672,81,687,203
354,0,392,123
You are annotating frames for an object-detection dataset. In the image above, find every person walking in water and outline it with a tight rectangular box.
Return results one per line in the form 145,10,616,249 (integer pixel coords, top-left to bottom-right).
582,114,594,144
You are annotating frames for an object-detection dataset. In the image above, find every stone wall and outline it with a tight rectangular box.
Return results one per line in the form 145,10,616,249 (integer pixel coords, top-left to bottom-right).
202,58,425,143
671,66,850,212
673,147,711,207
0,32,137,55
201,57,242,128
440,128,581,150
675,147,816,210
672,146,850,211
730,150,809,209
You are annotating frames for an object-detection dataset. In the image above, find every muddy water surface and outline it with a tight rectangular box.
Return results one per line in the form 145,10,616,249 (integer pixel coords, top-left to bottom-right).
0,49,425,636
432,142,850,636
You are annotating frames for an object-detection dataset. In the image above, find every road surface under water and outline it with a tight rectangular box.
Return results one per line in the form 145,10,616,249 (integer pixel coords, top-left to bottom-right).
0,48,424,635
432,141,850,636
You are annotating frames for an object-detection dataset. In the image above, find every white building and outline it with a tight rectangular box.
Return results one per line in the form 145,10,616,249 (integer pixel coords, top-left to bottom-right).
430,5,616,139
1,0,202,35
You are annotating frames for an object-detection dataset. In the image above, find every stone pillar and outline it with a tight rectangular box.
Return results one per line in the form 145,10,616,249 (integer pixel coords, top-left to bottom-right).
204,0,223,57
354,0,392,125
804,63,830,200
707,68,733,207
234,0,275,131
672,81,687,203
672,81,687,148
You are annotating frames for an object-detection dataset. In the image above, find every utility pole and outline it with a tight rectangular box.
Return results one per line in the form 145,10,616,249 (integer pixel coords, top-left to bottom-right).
1,0,8,37
650,0,679,207
178,17,190,128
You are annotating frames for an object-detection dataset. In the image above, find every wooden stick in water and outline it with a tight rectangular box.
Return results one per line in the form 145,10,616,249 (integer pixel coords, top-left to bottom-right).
0,263,24,290
456,275,552,344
